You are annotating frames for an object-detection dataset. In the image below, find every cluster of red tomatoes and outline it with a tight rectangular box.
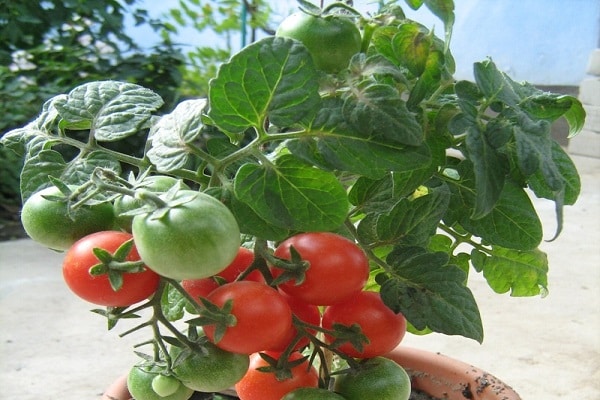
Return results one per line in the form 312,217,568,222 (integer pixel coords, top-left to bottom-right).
178,232,409,400
22,182,410,400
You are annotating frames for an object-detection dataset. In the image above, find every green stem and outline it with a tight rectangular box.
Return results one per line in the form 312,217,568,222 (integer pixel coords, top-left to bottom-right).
344,219,392,273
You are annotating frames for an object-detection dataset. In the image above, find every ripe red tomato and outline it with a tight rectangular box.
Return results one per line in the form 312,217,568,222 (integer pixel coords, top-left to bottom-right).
181,278,221,305
217,247,264,283
269,292,321,352
321,291,407,358
62,231,160,306
235,351,319,400
272,232,369,305
203,281,293,354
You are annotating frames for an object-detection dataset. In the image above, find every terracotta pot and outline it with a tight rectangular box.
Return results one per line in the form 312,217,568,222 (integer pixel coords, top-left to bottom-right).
102,347,521,400
384,346,522,400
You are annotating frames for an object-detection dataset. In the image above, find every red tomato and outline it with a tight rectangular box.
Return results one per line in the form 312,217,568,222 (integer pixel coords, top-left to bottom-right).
272,232,369,305
235,351,319,400
62,231,160,306
203,281,293,354
269,292,321,352
321,291,407,358
181,278,221,304
217,247,264,283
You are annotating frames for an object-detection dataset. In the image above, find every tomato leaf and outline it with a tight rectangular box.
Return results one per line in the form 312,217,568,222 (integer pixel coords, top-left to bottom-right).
463,124,506,219
53,81,163,141
357,183,450,248
423,0,455,46
471,247,549,297
208,36,321,141
392,22,432,77
378,246,483,342
342,82,423,146
446,164,543,251
147,99,208,172
233,154,349,232
288,97,431,179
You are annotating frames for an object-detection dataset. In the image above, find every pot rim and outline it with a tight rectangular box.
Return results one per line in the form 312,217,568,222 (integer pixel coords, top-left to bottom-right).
384,346,522,400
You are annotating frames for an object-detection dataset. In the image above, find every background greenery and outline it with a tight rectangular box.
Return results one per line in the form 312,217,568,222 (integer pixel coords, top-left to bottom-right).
0,0,272,211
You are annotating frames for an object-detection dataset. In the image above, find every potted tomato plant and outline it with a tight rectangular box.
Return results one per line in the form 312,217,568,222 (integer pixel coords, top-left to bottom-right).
1,0,585,399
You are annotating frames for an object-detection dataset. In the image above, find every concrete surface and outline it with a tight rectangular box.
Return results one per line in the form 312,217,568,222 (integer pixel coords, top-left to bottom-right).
0,154,598,400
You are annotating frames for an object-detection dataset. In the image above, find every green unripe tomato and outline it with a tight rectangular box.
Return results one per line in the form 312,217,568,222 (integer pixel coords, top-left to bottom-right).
151,374,182,397
127,366,193,400
276,12,362,73
171,342,250,392
334,357,411,400
132,190,240,280
20,185,115,251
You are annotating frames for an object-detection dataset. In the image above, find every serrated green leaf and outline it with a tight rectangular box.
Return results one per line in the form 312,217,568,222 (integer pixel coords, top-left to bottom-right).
53,81,163,141
233,154,349,232
229,194,291,241
448,170,543,250
424,0,455,46
471,247,548,297
20,149,66,201
392,22,432,76
474,59,520,107
562,98,586,138
147,99,208,172
208,36,321,139
289,98,431,179
379,246,483,342
465,124,506,218
342,83,423,146
358,183,450,247
529,141,580,206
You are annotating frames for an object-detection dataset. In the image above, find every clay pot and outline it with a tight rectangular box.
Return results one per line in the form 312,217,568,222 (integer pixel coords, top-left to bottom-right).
384,346,522,400
102,347,521,400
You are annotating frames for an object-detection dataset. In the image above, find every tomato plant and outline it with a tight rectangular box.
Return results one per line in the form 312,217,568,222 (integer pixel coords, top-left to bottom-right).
1,0,587,398
333,357,411,400
276,11,362,73
322,291,407,358
127,366,194,400
20,185,115,251
62,231,160,307
132,190,241,280
235,351,319,400
170,342,249,392
201,281,293,354
272,232,369,306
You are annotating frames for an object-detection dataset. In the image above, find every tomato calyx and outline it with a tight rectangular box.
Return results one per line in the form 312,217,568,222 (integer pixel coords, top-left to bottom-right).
87,238,148,291
268,246,310,287
255,351,311,382
188,298,238,343
325,322,370,354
